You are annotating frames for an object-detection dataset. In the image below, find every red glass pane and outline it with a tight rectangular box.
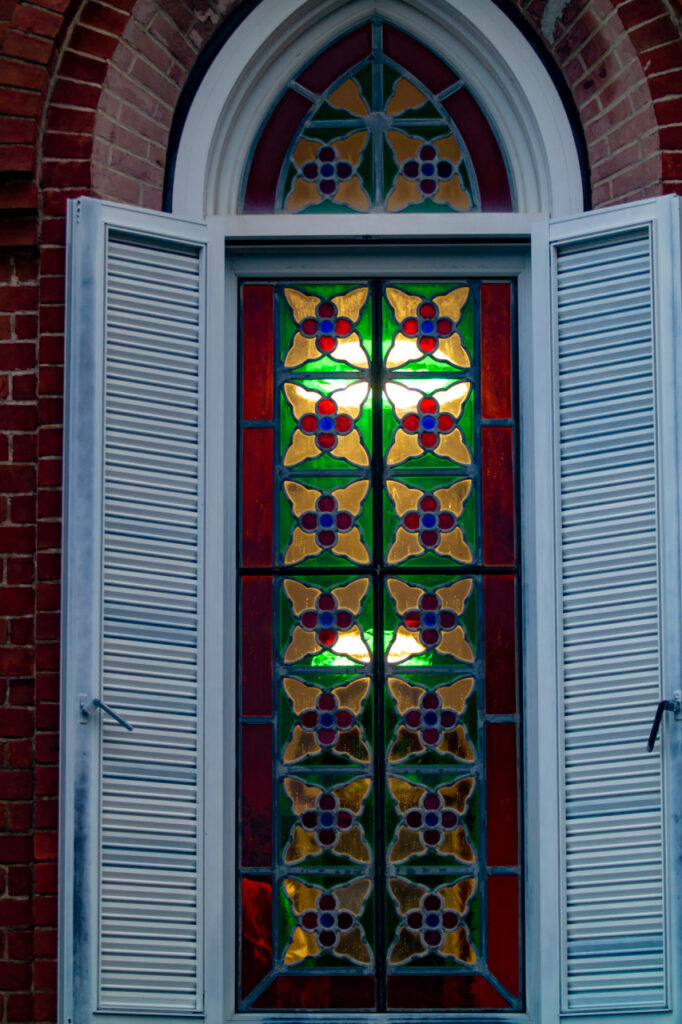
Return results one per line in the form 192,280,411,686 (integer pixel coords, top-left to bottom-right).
241,876,272,999
243,90,312,211
442,88,512,211
482,426,515,566
241,427,273,567
485,575,516,714
241,576,272,716
241,723,272,866
241,284,274,420
383,23,458,95
296,23,372,92
487,874,519,997
481,282,512,419
253,975,376,1009
486,722,518,867
388,974,510,1009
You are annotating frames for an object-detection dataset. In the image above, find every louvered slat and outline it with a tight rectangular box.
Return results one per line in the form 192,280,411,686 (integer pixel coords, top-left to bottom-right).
98,232,202,1012
555,228,667,1011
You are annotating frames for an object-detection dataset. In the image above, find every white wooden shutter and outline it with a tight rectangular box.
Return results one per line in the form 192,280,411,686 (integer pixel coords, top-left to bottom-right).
60,199,212,1022
536,196,682,1020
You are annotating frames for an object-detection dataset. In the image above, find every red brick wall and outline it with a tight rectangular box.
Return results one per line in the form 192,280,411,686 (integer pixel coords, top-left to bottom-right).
0,1,681,1021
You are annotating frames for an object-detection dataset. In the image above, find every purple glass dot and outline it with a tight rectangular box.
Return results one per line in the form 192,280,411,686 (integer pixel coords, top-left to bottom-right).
424,929,442,947
302,162,318,180
318,793,336,811
403,159,419,179
318,146,336,162
441,810,458,828
437,160,454,178
405,809,423,829
319,179,336,196
420,144,437,161
420,179,437,195
421,162,435,177
319,930,336,947
441,709,457,728
337,161,352,180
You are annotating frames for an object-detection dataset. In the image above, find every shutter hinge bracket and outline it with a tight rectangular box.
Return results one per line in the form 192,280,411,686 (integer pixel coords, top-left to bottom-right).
79,694,134,731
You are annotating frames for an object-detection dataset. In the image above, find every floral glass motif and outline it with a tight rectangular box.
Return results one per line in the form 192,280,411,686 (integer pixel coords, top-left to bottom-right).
238,276,521,1012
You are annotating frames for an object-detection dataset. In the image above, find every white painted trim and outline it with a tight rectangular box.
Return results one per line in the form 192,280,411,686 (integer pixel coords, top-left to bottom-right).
172,0,584,220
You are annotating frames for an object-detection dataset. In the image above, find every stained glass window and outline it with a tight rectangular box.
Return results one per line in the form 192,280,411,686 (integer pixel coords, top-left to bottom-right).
238,277,521,1011
242,21,513,214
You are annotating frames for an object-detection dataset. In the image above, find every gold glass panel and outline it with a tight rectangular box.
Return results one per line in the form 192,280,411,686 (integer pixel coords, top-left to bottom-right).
386,577,422,614
386,428,423,466
388,877,424,915
436,624,474,662
389,826,426,863
332,526,371,563
283,578,320,614
385,78,428,116
438,724,475,762
283,381,318,419
432,285,469,322
440,676,474,713
389,924,426,965
431,331,470,368
335,676,371,714
284,825,322,863
388,776,425,813
284,287,319,320
328,79,369,115
441,776,475,813
283,925,321,965
335,925,373,965
438,825,475,863
386,175,422,213
334,130,369,165
283,676,322,714
385,381,424,419
385,287,420,323
284,776,320,813
284,528,321,565
284,332,320,368
437,578,473,614
283,725,321,764
441,877,476,915
334,724,371,763
434,428,472,466
335,776,371,814
286,176,321,213
340,877,372,916
440,926,476,964
284,624,322,663
386,129,420,164
387,676,423,714
434,380,470,418
388,724,424,762
387,527,424,564
332,429,370,467
333,577,369,615
334,825,371,863
284,877,321,914
332,623,371,663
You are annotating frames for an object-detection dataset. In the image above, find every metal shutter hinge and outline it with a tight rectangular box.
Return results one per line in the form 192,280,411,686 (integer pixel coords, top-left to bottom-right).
79,694,134,731
647,690,681,751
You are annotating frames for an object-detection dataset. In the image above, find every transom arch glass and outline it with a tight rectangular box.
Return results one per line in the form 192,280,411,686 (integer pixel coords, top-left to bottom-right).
238,274,522,1011
241,20,513,214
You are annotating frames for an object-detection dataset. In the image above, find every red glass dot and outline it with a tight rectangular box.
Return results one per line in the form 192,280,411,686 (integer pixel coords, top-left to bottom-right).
319,594,336,611
318,729,336,746
424,893,442,911
301,710,318,729
440,610,456,629
317,692,336,711
404,511,420,531
301,512,318,530
301,318,318,335
319,829,336,847
438,413,455,431
404,709,422,729
405,809,423,829
419,336,437,353
406,911,423,930
318,628,336,646
403,317,419,336
300,414,318,433
420,495,438,513
441,810,458,829
421,692,439,711
404,610,421,630
403,414,420,433
318,793,336,811
336,709,353,730
424,929,442,947
441,709,457,728
318,398,336,415
335,414,352,433
421,594,439,611
438,512,455,529
301,810,318,829
318,335,336,353
423,793,440,810
301,911,318,929
421,530,438,547
437,317,454,335
335,317,353,336
419,302,437,318
318,495,336,512
318,894,336,911
421,431,437,449
442,910,459,929
337,810,353,829
319,530,336,547
422,628,439,646
318,433,335,449
424,829,441,847
301,611,318,629
319,928,337,947
422,728,440,745
337,911,353,930
318,302,335,318
335,609,353,630
419,397,437,414
336,511,352,530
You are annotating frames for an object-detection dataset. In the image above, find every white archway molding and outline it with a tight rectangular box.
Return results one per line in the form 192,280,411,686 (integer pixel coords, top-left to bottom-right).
172,0,584,219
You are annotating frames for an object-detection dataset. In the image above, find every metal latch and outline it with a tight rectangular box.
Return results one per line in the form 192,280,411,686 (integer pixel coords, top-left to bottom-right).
79,694,134,731
647,690,681,751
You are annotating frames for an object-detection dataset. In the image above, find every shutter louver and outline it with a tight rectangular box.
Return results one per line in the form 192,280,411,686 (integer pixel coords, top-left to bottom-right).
100,232,203,1011
554,227,667,1012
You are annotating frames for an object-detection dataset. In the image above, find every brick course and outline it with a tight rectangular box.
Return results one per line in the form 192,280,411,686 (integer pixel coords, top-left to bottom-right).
0,0,681,1021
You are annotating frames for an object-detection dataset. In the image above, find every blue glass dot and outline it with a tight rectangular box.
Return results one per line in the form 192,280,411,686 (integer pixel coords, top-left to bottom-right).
421,162,435,176
320,912,335,927
425,912,440,928
320,712,334,727
422,513,436,528
319,415,334,431
420,320,434,333
320,163,335,178
421,415,436,430
425,812,439,827
319,612,334,628
320,513,334,528
319,319,334,333
423,612,437,628
423,710,438,726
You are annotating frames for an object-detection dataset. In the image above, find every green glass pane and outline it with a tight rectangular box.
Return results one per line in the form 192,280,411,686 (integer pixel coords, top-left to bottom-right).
279,670,374,769
381,62,402,108
383,574,478,668
279,873,375,967
385,874,479,970
381,378,475,471
280,474,372,569
385,770,479,870
394,100,441,120
312,102,363,122
384,671,479,768
383,472,477,568
279,280,372,373
279,771,375,867
280,377,372,472
279,574,374,668
382,280,474,366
